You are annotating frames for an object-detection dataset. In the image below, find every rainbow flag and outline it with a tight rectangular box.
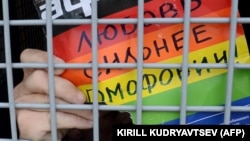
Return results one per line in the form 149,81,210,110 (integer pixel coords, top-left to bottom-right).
51,0,250,124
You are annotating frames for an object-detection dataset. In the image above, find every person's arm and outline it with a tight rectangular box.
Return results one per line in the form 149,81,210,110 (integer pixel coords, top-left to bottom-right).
14,48,93,141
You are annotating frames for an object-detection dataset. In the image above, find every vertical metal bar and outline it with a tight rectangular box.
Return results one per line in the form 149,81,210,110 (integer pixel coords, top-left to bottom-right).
2,0,18,140
136,0,144,124
91,0,99,141
180,0,191,125
223,0,238,125
45,0,58,140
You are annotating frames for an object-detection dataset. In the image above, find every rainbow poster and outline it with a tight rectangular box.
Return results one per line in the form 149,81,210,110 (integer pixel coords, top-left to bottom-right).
42,0,250,124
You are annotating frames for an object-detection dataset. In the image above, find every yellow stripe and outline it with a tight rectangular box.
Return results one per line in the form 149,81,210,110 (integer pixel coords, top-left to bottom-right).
79,36,249,105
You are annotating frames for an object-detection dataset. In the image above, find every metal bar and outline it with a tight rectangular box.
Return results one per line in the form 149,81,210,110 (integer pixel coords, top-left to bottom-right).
1,17,250,26
179,0,191,125
45,0,58,140
91,0,100,141
2,0,18,140
1,103,249,113
223,0,239,125
4,62,250,69
135,0,145,125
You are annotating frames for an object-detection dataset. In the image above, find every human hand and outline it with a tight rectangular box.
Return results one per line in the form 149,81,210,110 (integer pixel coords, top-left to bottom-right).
14,49,93,141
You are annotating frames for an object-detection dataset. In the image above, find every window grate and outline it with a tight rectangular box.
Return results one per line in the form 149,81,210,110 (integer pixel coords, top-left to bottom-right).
1,0,250,141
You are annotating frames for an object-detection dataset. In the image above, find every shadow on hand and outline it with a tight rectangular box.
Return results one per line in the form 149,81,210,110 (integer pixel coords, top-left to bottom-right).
63,110,133,141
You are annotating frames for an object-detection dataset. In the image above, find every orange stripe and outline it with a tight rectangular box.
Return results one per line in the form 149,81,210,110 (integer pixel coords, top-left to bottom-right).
103,0,231,18
61,23,244,86
53,0,231,61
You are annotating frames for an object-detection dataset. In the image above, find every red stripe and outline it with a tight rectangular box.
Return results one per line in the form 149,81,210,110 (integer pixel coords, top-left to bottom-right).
53,0,231,62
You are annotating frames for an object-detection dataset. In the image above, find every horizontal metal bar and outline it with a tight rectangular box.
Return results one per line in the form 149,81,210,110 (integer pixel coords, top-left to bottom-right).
1,63,249,69
1,103,249,112
0,18,250,26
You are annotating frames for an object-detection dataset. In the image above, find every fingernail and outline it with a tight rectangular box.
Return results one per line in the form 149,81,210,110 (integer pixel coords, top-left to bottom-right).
76,91,85,103
54,56,64,63
54,57,65,75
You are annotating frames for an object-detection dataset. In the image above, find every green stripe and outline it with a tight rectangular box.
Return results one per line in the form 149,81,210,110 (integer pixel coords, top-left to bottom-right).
124,69,250,124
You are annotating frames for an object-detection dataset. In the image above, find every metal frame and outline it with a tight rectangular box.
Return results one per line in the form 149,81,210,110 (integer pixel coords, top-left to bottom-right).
1,0,250,140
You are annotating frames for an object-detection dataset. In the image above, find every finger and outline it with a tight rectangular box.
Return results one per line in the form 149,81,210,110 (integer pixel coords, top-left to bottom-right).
17,109,49,140
54,111,93,130
15,93,66,104
17,110,93,130
20,48,65,76
22,130,67,141
15,69,85,104
36,130,67,141
15,94,93,120
17,110,92,140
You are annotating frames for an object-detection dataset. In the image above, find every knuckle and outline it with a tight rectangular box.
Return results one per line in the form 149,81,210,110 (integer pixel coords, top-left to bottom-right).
20,48,31,62
20,48,47,63
29,70,48,83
